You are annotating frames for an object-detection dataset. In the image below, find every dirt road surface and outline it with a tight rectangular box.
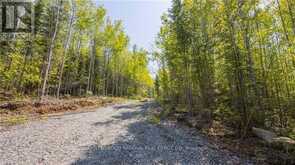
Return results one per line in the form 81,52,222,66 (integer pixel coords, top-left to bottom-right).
0,101,252,165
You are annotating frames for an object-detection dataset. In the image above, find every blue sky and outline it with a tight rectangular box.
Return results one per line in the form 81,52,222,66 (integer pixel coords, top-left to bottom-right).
95,0,171,51
95,0,171,77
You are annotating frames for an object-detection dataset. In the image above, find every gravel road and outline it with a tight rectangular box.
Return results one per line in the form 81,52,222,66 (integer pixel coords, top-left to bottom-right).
0,101,252,165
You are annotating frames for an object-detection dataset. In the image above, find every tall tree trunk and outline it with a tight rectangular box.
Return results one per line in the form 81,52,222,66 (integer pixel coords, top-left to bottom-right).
277,0,291,43
87,38,95,93
239,2,263,128
57,0,75,98
224,0,248,137
104,49,110,96
16,41,32,93
41,0,61,101
286,0,295,34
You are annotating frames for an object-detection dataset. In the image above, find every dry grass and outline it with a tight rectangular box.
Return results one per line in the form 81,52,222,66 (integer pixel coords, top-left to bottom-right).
0,96,125,126
2,115,28,126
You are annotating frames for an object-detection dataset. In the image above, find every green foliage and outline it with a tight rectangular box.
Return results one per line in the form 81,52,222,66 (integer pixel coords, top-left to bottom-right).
155,0,295,137
0,0,153,98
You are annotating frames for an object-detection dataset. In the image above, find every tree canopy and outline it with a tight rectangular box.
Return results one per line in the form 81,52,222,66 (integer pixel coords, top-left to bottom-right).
0,0,153,99
154,0,295,138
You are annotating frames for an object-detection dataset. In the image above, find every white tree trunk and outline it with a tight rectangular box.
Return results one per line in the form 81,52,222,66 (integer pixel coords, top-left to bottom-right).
57,0,76,98
41,0,61,101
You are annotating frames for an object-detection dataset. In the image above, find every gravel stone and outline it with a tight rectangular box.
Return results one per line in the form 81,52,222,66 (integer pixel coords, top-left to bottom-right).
0,101,253,165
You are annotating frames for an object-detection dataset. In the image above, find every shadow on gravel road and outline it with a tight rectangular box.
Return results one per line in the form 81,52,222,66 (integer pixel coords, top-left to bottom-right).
113,102,156,111
72,102,247,165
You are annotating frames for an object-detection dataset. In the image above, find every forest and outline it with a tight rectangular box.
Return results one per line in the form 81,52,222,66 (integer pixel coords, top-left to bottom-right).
0,0,295,164
0,0,153,100
154,0,295,141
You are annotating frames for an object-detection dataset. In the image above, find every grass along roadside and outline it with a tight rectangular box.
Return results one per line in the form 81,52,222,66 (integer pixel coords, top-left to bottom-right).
1,115,28,126
0,96,126,127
